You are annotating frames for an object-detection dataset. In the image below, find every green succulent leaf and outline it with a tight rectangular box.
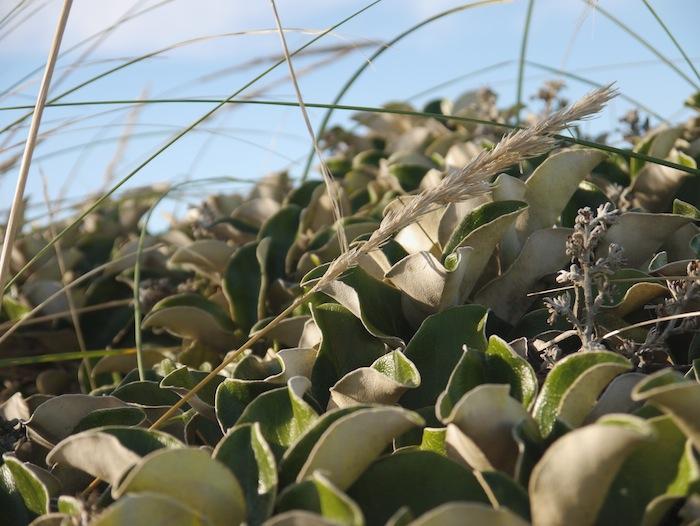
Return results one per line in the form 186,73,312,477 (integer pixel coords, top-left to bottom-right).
46,426,184,485
222,241,263,333
279,407,366,487
401,305,488,409
484,335,538,409
236,377,318,460
277,472,364,526
529,416,653,526
0,463,32,526
213,423,277,525
673,198,700,219
405,502,528,526
347,450,489,525
142,293,237,348
25,394,128,448
532,351,632,436
91,493,208,526
598,415,700,525
72,406,147,432
442,200,527,258
518,148,605,238
328,350,420,409
2,455,59,516
632,369,700,449
170,239,236,275
296,406,424,490
319,265,411,346
443,384,537,475
258,204,301,283
474,228,571,324
309,303,386,407
114,448,247,526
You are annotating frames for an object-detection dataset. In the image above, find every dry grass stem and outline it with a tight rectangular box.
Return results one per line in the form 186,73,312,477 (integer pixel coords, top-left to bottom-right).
269,0,348,253
40,170,94,389
0,0,73,291
0,299,132,331
0,244,163,346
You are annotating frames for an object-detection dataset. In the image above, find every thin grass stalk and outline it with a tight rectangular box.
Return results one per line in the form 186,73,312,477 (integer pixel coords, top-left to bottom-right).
602,311,700,341
270,0,348,253
0,299,132,331
20,128,300,168
516,0,535,125
584,0,699,90
0,28,357,137
640,0,700,84
0,0,50,43
406,57,668,124
0,0,175,99
529,276,700,297
0,0,72,292
0,0,30,30
299,0,507,182
0,48,363,168
99,90,145,192
0,244,162,346
10,97,698,176
167,40,380,96
148,294,307,430
0,347,148,369
39,171,95,389
50,2,145,91
2,0,383,295
147,86,615,432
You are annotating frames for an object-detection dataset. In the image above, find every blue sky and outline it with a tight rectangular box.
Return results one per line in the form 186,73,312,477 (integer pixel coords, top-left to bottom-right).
1,0,699,225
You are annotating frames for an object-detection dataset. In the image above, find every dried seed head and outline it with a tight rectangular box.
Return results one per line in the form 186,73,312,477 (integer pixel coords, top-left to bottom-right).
316,85,617,292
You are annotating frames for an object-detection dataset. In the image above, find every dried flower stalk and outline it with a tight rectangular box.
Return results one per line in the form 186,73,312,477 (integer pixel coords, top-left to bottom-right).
545,203,624,351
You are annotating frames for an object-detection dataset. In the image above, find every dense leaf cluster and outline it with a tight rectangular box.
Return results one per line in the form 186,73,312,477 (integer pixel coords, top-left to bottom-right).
2,88,700,525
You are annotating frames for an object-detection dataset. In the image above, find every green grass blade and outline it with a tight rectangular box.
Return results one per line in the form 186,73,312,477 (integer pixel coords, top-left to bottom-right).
5,96,696,176
516,0,536,124
640,0,700,84
0,347,138,368
0,0,176,99
585,0,699,90
0,26,369,136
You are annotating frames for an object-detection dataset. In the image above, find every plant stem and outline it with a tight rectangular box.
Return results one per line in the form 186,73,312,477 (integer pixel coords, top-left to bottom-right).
0,0,72,292
580,260,595,350
584,0,699,90
640,0,700,84
516,0,535,125
269,0,347,253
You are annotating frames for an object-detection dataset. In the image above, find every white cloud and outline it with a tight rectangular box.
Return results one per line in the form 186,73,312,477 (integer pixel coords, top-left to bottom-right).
2,0,361,58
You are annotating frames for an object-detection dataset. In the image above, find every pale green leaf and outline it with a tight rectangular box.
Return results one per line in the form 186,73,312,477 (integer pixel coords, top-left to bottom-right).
296,406,424,490
114,448,246,526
